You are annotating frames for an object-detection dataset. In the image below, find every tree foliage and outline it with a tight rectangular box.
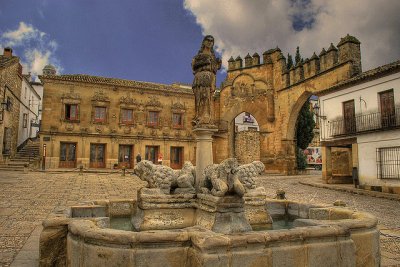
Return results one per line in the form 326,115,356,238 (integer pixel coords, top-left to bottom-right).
296,101,315,150
296,148,308,170
295,46,302,65
287,54,293,70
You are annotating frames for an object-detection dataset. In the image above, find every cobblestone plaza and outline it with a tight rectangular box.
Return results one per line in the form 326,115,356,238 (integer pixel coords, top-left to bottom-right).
0,171,399,266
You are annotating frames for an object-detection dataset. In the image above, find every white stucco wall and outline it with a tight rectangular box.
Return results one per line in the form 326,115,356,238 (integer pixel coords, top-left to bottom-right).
319,70,400,187
234,112,259,132
319,72,400,140
357,130,400,186
18,78,41,146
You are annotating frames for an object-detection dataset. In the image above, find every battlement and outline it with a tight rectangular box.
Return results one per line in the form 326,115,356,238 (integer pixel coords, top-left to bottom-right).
227,34,362,88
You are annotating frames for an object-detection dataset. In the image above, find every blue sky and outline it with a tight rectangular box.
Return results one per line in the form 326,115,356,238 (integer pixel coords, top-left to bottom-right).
1,0,400,86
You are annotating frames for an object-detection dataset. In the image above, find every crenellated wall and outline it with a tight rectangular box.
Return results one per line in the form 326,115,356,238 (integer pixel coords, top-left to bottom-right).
214,34,362,174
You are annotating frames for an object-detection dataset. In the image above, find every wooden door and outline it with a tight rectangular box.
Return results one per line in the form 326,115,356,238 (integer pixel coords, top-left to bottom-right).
380,90,395,128
343,100,356,134
59,142,77,168
119,145,133,168
170,147,183,169
145,146,159,164
90,144,106,168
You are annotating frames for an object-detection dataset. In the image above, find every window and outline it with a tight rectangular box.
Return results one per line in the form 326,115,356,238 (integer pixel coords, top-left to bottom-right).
23,113,28,128
377,147,400,179
148,111,159,127
65,104,79,121
121,109,134,124
145,145,159,164
172,113,183,128
94,106,107,123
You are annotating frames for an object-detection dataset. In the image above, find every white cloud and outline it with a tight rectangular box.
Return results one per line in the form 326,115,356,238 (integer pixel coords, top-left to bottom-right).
0,22,62,79
184,0,400,71
2,22,45,47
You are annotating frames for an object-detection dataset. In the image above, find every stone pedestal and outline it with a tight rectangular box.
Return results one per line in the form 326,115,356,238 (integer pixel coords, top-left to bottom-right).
131,188,196,231
243,189,273,230
195,194,252,234
193,127,218,192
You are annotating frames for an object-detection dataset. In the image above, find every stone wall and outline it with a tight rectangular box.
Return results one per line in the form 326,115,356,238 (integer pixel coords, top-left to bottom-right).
0,55,22,161
215,35,361,174
39,75,196,169
235,130,260,164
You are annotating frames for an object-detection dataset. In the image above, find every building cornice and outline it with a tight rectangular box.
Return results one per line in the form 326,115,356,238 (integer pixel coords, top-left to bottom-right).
39,74,194,96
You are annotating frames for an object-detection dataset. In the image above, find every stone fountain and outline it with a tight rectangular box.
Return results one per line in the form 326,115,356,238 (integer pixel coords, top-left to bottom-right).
38,36,380,267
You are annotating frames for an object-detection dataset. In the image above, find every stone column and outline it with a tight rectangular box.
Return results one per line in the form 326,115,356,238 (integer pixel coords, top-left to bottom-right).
322,146,332,183
193,128,218,192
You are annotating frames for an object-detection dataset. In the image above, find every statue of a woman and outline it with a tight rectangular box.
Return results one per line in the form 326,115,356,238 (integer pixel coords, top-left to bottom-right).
192,35,221,127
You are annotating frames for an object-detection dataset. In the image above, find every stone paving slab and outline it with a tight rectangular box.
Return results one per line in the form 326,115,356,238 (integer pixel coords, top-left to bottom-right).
0,171,399,266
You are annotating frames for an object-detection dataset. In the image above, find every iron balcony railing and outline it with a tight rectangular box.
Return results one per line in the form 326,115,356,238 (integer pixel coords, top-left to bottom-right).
327,107,400,137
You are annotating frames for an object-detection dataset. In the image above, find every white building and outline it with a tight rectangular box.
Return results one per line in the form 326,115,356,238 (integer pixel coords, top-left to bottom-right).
18,75,41,147
234,112,259,132
319,60,400,193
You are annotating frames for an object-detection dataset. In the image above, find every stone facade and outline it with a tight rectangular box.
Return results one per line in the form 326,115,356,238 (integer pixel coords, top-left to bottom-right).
234,129,260,164
214,34,362,174
0,48,23,161
39,35,362,174
39,74,196,169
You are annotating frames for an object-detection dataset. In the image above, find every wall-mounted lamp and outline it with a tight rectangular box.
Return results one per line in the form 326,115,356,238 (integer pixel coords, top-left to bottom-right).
1,97,11,111
312,103,327,120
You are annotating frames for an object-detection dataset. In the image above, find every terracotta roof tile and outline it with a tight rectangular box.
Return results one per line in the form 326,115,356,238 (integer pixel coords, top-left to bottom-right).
320,60,400,95
0,56,18,68
39,74,193,94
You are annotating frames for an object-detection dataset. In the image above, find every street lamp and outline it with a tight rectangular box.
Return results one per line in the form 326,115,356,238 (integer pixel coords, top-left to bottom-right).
312,103,327,120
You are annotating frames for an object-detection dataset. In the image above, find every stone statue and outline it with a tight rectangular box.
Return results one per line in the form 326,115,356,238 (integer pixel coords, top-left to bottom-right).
201,159,265,197
134,160,195,194
192,35,221,127
234,161,265,191
201,158,245,197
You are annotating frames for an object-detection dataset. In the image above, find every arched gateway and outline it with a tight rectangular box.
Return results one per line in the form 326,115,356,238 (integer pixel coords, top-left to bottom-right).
213,35,362,174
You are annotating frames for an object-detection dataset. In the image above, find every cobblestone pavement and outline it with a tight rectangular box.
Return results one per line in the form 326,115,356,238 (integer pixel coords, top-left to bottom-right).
0,171,399,266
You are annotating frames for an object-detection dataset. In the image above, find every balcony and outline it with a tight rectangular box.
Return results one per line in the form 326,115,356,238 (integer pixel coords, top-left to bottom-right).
327,107,400,138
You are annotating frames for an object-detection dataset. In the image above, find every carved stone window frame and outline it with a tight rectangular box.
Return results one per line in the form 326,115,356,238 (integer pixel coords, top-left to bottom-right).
171,102,186,130
120,107,135,126
119,95,139,126
144,96,163,128
61,98,81,123
147,110,160,128
91,101,110,125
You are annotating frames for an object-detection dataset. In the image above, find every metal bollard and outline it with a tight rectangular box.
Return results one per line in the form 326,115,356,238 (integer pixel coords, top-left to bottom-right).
79,165,83,175
122,166,126,176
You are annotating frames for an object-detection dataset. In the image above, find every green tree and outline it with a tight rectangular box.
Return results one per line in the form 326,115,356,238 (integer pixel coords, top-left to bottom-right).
295,46,302,65
287,54,293,70
296,101,315,150
296,148,308,170
295,100,315,170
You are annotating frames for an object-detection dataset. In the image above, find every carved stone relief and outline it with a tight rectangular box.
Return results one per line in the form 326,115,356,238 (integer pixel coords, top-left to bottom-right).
145,96,162,110
92,89,110,102
65,123,74,131
62,87,81,100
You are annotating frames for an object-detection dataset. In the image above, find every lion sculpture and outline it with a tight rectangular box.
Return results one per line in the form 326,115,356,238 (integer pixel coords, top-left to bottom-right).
201,159,265,197
134,160,195,194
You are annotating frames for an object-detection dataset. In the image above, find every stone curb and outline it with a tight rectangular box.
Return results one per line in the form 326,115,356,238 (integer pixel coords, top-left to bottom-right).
299,181,400,201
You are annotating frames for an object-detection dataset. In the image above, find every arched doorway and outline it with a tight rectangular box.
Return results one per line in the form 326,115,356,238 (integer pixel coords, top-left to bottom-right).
233,112,260,164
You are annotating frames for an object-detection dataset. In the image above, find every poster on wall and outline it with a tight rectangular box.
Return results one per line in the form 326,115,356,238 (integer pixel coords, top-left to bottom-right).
303,147,322,165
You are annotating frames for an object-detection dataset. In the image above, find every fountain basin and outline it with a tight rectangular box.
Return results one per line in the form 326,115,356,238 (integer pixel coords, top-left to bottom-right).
40,199,380,267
